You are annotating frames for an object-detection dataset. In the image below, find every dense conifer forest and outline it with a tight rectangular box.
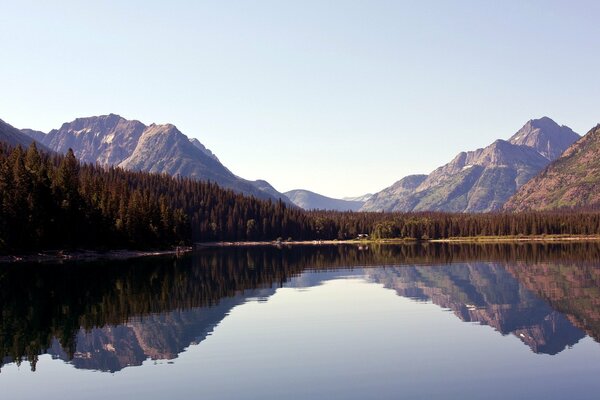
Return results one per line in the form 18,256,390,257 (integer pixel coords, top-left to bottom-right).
1,142,600,254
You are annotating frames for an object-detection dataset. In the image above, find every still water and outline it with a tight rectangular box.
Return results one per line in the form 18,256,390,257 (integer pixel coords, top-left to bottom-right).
1,243,600,399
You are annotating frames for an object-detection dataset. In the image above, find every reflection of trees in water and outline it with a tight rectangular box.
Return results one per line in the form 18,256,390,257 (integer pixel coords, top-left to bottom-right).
1,242,600,371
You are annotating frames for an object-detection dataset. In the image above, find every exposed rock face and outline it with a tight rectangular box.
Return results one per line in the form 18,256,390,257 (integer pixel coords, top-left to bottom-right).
22,114,288,202
284,189,365,211
504,124,600,211
38,114,146,165
0,118,45,149
361,118,580,212
508,116,580,161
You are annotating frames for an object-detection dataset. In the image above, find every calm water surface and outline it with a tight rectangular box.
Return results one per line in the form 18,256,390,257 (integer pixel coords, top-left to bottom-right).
2,243,600,399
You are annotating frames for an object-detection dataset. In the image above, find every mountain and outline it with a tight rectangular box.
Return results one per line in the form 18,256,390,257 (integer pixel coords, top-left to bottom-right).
507,116,580,160
361,117,580,212
22,114,289,202
0,118,45,149
342,193,373,202
504,124,600,211
284,189,365,211
361,175,427,212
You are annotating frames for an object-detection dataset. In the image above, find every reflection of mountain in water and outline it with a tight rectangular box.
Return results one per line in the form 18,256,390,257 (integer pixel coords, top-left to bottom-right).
367,263,585,354
1,243,600,373
504,261,600,343
46,289,275,372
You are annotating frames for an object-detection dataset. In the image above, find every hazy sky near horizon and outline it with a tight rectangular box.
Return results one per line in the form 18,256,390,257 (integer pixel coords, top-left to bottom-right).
2,1,600,198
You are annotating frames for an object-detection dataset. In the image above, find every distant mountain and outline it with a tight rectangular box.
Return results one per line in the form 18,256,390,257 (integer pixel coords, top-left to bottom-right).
504,124,600,211
22,114,289,202
342,193,373,202
284,189,364,211
0,118,46,149
361,175,427,212
361,117,579,212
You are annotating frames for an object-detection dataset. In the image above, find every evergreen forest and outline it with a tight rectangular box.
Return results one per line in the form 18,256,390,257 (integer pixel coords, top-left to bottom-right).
1,142,600,254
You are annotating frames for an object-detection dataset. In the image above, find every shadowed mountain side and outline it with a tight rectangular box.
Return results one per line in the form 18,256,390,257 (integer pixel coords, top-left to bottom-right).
0,119,48,150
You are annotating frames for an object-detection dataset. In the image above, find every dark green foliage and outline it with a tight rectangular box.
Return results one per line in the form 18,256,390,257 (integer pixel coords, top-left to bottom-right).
1,142,600,254
0,143,313,252
306,209,600,240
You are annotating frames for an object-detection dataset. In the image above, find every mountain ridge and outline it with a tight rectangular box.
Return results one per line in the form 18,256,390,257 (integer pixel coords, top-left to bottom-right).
21,114,290,203
0,118,48,150
284,189,365,211
361,117,580,212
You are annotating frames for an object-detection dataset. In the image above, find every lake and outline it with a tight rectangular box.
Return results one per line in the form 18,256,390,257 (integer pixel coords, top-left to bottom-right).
2,243,600,399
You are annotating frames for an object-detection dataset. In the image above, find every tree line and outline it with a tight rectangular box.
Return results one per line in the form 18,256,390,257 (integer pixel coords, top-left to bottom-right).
1,142,600,253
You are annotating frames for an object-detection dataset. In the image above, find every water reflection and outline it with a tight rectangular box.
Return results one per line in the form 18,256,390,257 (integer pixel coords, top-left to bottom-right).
1,242,600,373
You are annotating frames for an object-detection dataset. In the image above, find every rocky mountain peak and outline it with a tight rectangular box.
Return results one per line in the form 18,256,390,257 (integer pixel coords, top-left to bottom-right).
361,117,579,213
508,117,580,160
42,114,146,165
13,114,290,203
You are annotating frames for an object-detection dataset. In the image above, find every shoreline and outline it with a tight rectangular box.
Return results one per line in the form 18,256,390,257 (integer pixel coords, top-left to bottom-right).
197,234,600,248
0,247,192,264
3,234,600,263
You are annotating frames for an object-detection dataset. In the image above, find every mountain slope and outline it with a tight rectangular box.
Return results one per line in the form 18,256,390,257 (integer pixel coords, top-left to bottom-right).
504,124,600,211
284,189,364,211
361,175,427,212
0,118,45,149
343,193,373,202
361,117,579,212
24,114,289,202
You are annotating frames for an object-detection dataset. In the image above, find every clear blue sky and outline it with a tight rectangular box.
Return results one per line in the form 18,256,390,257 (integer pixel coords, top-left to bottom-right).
1,1,599,198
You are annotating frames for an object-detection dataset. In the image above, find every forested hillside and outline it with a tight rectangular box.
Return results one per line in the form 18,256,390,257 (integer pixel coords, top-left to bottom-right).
2,142,600,254
0,143,309,252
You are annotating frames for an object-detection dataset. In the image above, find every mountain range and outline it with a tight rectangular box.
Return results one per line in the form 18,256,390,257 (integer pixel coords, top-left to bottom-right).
504,124,600,211
284,189,367,211
20,114,290,203
5,113,600,212
361,117,580,212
